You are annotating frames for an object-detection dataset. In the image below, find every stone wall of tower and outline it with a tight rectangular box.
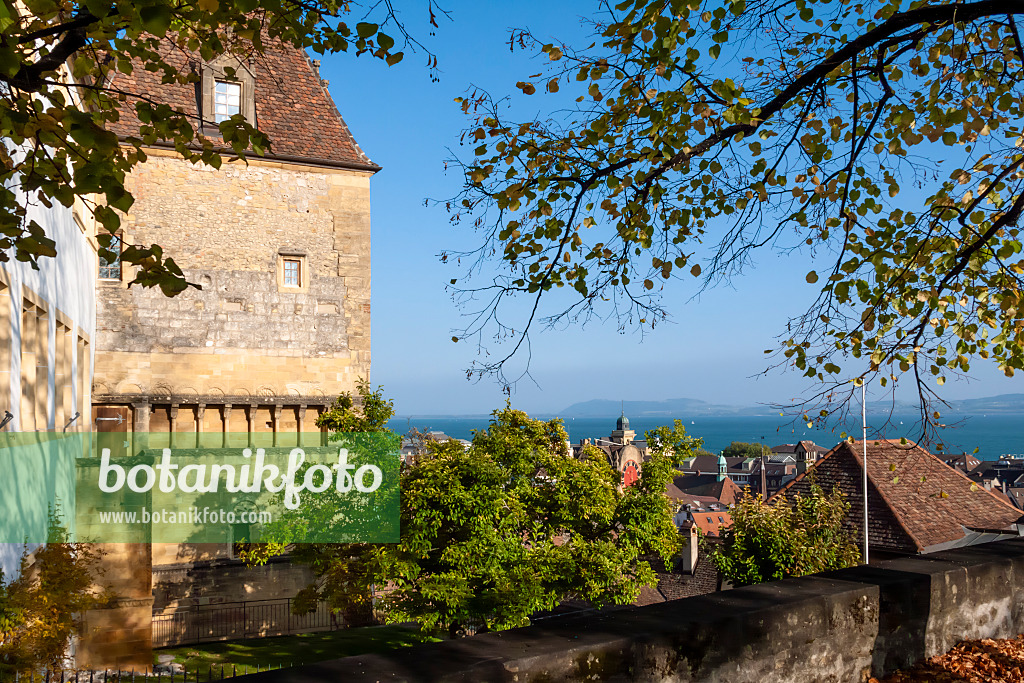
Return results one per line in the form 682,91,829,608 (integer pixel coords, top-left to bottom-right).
92,148,372,408
76,543,153,671
84,148,373,671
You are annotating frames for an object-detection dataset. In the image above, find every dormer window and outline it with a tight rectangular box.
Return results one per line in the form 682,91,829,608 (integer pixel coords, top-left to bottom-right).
214,80,242,122
201,57,256,130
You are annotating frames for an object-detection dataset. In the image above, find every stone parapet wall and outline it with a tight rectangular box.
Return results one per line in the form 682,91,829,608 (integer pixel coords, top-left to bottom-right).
240,539,1024,682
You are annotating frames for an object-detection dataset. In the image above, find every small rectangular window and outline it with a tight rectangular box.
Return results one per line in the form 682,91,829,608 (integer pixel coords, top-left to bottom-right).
283,259,301,287
98,234,122,280
214,80,242,123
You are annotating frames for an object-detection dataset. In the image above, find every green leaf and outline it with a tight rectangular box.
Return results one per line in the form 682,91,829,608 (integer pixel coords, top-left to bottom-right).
356,22,378,38
139,5,173,37
0,44,20,78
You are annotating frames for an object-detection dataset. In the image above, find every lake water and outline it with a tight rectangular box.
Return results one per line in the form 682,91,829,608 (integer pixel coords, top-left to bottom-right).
388,413,1024,460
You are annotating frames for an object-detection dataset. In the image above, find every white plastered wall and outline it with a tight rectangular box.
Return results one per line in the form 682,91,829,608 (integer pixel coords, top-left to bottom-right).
0,194,97,579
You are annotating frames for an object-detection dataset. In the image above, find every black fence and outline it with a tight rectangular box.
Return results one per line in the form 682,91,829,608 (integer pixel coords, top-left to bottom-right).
9,665,290,683
152,598,338,648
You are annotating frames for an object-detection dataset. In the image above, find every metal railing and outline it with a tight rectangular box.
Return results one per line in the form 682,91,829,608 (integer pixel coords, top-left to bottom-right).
9,665,290,683
152,598,338,648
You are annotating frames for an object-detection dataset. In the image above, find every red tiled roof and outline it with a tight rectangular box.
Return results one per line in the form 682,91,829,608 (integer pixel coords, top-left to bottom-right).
668,492,721,507
106,40,377,169
776,440,1023,554
670,475,742,506
991,489,1015,508
690,510,732,537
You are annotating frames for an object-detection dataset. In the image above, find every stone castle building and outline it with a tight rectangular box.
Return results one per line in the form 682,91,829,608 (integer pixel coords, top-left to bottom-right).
93,44,376,443
79,42,379,670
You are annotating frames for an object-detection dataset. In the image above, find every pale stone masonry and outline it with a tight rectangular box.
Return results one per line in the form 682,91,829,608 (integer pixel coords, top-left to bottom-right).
93,149,372,420
93,39,379,438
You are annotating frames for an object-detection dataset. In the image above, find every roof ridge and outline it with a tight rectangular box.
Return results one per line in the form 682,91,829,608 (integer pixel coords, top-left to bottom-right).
770,442,841,499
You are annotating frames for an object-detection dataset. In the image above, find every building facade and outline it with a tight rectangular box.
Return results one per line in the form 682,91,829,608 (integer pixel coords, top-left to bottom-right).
93,45,376,444
572,413,648,486
0,186,98,579
78,42,378,671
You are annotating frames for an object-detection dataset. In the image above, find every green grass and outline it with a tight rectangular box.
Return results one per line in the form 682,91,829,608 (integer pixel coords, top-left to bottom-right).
153,625,441,673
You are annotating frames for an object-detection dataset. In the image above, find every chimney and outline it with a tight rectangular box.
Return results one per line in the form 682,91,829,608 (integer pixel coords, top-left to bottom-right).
680,525,699,574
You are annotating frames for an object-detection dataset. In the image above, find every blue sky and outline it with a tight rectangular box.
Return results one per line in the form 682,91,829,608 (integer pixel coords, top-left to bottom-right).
318,1,1020,416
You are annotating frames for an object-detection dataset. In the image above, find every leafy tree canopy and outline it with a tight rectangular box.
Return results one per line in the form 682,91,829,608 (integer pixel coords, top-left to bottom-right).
0,0,428,294
722,441,768,459
708,484,860,586
449,0,1024,432
288,406,698,638
315,379,398,435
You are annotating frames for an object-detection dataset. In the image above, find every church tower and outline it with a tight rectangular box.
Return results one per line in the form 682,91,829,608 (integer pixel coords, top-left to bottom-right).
610,411,635,445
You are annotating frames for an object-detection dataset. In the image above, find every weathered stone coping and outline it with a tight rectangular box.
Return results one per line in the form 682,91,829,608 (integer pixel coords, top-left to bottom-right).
243,538,1024,682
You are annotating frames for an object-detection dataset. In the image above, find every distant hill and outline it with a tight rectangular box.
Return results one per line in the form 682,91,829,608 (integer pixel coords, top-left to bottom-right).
948,394,1024,414
559,398,775,418
560,394,1024,418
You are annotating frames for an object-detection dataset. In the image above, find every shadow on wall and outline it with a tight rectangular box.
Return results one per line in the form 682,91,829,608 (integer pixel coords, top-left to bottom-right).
822,565,933,676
